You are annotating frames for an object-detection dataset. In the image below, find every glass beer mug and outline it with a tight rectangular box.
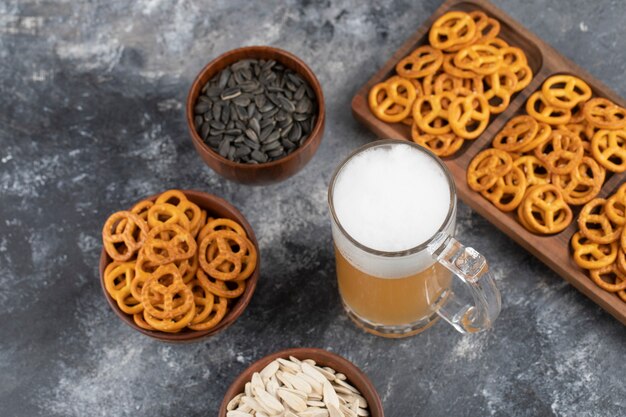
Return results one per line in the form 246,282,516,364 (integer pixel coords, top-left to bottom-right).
328,140,501,337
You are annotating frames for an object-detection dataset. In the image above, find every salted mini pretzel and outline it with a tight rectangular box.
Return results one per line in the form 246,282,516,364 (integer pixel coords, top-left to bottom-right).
104,261,136,301
526,91,572,125
368,77,417,123
143,223,197,265
187,295,228,331
102,211,149,262
429,11,477,51
605,193,626,226
202,231,257,282
480,165,527,212
511,65,533,93
468,11,500,44
467,148,513,191
413,94,452,135
500,47,527,72
198,217,247,242
154,190,203,237
589,264,626,292
146,202,191,232
578,198,622,244
541,75,592,110
199,230,255,281
197,269,246,299
186,277,215,325
533,129,583,175
480,37,508,50
133,312,155,331
591,129,626,172
411,123,464,157
454,44,503,76
520,184,572,234
396,46,443,79
482,70,516,114
442,53,478,79
130,199,153,221
433,73,483,95
141,264,196,333
571,232,618,270
448,93,490,139
551,156,604,206
562,123,593,155
492,115,539,152
513,155,550,186
583,98,626,130
569,102,587,124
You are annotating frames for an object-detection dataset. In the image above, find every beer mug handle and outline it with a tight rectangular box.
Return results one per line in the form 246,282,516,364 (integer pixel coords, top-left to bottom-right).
427,232,501,334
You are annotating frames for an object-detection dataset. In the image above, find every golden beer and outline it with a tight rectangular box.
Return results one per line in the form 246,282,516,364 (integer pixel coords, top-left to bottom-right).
335,247,452,326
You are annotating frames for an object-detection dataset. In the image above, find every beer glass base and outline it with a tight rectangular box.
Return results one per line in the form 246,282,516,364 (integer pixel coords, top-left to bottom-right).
342,301,440,338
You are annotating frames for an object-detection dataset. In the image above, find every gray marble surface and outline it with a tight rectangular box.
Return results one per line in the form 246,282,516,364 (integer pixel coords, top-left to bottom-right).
1,0,626,416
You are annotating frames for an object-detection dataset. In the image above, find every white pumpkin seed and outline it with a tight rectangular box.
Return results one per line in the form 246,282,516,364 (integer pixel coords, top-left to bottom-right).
278,387,307,400
277,389,308,412
306,400,326,407
251,372,265,391
314,366,336,381
241,396,271,415
333,386,355,395
254,387,285,414
302,363,327,384
299,408,330,417
338,393,367,409
333,378,359,393
278,358,301,373
227,411,253,417
289,356,302,365
227,393,244,411
322,381,340,408
357,407,369,416
266,376,280,397
340,404,357,417
297,371,323,394
260,360,279,381
276,370,295,389
283,372,312,394
308,392,323,401
327,404,344,417
335,373,347,381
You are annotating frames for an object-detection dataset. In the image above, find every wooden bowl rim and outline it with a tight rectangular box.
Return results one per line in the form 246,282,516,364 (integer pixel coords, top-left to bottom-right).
185,45,326,171
98,189,260,343
217,347,385,417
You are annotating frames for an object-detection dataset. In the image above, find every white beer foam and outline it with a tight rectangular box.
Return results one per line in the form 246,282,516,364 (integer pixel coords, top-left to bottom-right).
332,143,453,278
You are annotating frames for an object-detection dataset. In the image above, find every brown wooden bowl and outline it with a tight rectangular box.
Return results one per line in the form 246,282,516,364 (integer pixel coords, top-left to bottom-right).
218,347,385,417
98,189,260,343
186,46,326,185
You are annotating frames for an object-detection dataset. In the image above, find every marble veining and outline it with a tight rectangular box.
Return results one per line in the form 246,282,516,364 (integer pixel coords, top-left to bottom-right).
0,0,625,416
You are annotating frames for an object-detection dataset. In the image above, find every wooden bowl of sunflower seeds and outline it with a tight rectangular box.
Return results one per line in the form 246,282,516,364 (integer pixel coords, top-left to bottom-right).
218,347,385,417
186,46,325,185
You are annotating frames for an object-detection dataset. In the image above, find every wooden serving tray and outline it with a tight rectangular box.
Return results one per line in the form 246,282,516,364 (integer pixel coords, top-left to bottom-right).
351,0,626,325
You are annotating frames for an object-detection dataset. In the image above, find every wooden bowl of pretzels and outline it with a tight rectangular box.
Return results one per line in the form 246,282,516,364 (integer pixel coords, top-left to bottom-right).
98,189,259,342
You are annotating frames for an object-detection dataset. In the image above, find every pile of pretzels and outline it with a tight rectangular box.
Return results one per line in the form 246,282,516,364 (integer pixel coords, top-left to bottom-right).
572,184,626,304
468,74,626,234
368,10,533,157
101,190,257,333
